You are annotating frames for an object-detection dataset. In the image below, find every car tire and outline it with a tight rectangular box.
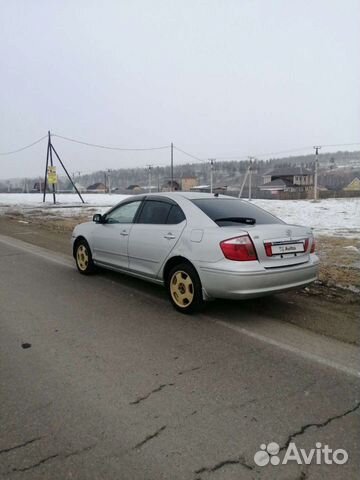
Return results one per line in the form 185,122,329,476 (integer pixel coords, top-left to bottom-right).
75,239,96,275
166,263,204,314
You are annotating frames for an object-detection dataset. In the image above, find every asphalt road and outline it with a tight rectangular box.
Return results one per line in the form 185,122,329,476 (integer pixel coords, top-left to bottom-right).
0,236,359,480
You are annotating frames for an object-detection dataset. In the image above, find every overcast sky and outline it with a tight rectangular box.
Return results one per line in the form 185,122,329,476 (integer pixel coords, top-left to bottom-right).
1,0,359,179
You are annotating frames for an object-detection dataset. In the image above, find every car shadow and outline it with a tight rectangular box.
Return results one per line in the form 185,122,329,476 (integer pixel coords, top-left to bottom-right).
95,266,168,301
94,266,298,324
203,295,297,323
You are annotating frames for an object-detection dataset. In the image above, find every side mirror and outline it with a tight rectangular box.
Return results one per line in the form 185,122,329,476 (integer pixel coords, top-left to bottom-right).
93,213,105,224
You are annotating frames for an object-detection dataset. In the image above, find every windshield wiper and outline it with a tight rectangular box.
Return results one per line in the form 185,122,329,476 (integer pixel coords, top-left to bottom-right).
214,217,256,225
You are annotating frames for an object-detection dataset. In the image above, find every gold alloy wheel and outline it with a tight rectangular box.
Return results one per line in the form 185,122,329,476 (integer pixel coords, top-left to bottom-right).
170,270,194,308
76,244,89,271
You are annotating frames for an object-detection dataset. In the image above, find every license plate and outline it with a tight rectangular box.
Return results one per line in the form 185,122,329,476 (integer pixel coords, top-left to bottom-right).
271,242,304,254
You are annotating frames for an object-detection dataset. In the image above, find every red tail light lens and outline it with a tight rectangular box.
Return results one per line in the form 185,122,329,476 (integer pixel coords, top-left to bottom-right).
220,235,258,261
310,238,316,253
264,242,272,256
304,238,309,251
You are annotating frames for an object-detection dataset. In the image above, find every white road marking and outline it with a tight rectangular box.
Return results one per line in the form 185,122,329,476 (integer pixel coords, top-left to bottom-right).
213,319,360,378
0,234,73,268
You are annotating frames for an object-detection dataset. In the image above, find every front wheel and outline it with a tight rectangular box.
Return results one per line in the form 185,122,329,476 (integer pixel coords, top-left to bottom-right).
167,263,204,314
75,239,96,275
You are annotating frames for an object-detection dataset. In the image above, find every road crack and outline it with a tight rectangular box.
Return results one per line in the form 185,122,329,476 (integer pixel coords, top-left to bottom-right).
0,437,42,455
62,443,97,459
130,383,175,405
2,443,96,476
195,455,253,476
280,400,360,451
133,425,167,449
298,471,308,480
178,366,201,376
9,453,59,473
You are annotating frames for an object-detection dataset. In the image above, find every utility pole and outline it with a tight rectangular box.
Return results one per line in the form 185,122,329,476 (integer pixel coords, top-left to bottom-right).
146,165,153,193
43,130,84,203
209,159,216,193
49,131,56,204
170,142,174,191
43,132,50,202
238,157,254,199
107,169,112,194
72,171,81,192
248,157,254,201
157,166,160,192
313,146,321,201
238,168,248,199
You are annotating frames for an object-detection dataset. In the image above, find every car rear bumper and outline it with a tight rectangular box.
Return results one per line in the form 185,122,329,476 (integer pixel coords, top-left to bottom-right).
198,256,319,300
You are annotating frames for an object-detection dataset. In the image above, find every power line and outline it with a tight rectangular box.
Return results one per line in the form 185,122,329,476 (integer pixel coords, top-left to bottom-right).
1,134,359,164
0,135,47,155
320,142,360,148
211,142,360,161
173,145,204,162
52,134,170,151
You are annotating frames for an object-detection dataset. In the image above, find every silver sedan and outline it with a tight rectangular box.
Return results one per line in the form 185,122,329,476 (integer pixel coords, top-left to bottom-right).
72,192,319,313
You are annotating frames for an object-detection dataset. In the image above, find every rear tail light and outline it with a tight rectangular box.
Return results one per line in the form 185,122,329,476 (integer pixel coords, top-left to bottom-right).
264,242,272,257
310,238,316,253
220,235,258,261
304,238,309,251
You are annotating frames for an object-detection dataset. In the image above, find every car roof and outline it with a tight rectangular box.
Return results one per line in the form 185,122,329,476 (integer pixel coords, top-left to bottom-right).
143,192,240,201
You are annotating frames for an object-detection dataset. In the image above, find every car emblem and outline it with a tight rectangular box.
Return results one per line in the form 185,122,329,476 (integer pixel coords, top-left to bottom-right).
286,229,292,237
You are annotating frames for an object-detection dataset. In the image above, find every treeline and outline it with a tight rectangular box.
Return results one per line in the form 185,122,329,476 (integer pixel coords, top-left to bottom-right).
1,150,359,192
76,150,360,190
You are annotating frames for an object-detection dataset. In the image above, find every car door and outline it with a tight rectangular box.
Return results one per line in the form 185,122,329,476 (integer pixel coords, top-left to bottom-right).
128,197,186,278
91,199,143,269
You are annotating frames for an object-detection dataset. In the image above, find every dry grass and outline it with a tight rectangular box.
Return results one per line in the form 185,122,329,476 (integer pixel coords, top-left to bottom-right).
316,236,360,292
6,211,93,233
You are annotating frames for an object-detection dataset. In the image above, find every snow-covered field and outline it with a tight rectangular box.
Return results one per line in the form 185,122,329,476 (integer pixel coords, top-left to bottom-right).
0,193,127,209
0,193,129,219
252,198,360,238
0,193,359,238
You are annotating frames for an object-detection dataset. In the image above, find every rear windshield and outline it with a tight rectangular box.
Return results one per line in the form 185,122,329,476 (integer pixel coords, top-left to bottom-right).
191,198,283,226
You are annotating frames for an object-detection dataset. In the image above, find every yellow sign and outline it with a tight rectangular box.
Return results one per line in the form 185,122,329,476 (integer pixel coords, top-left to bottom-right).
47,166,57,184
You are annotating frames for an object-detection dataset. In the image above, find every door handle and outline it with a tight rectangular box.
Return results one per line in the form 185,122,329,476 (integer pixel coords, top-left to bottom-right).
164,233,176,240
120,230,129,236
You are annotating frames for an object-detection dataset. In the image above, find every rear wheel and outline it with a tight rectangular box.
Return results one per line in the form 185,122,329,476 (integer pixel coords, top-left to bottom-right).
75,239,96,275
167,263,204,314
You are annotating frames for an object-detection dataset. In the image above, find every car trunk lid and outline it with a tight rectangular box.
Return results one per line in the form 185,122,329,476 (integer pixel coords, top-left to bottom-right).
220,224,313,268
248,224,313,268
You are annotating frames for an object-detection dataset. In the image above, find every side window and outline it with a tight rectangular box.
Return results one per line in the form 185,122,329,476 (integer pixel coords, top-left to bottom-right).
167,205,186,224
137,200,172,224
106,200,142,224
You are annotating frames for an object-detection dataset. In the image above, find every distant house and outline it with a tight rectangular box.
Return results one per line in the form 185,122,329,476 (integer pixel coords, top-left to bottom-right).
161,180,180,192
260,166,314,193
259,178,294,194
181,176,198,191
190,185,227,194
74,182,87,193
126,184,143,193
344,177,360,191
31,181,50,193
87,182,108,193
190,184,211,193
